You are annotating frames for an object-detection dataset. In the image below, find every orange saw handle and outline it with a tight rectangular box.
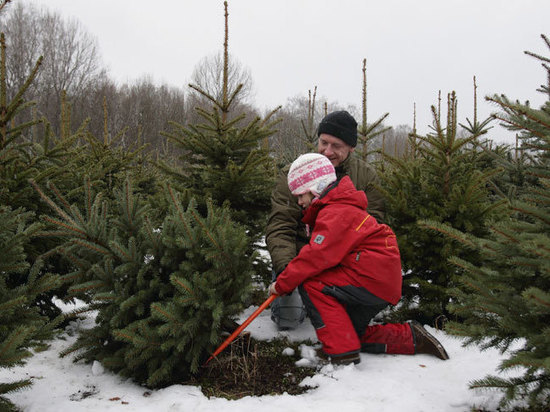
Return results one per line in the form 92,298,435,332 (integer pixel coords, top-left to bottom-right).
204,294,277,365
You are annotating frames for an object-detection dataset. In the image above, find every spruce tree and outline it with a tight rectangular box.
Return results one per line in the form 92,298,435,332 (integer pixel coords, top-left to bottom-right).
159,2,278,284
33,178,253,388
380,91,507,324
460,76,536,204
0,23,77,322
1,26,154,320
439,35,550,409
0,206,62,411
61,95,158,207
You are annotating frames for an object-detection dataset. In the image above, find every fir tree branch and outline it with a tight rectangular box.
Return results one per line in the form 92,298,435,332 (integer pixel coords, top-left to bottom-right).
41,215,86,237
0,327,36,364
487,96,550,137
68,280,106,295
418,219,478,249
524,50,550,64
151,304,182,325
29,180,78,227
170,276,197,302
522,287,550,309
109,241,131,262
0,296,26,313
70,238,111,257
166,184,195,244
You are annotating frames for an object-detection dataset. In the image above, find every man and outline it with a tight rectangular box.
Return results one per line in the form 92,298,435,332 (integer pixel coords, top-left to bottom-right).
266,110,385,329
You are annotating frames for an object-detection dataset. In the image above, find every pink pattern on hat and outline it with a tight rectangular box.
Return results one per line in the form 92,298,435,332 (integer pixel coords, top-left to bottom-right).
287,153,336,195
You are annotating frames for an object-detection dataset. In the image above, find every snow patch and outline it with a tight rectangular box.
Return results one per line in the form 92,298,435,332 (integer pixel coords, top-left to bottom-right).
91,361,104,376
1,303,525,411
282,347,295,356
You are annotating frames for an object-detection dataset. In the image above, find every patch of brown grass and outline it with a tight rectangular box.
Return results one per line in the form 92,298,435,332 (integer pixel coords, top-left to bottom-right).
187,336,317,399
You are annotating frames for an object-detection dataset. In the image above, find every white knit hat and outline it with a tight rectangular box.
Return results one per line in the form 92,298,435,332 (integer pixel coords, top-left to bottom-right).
287,153,337,196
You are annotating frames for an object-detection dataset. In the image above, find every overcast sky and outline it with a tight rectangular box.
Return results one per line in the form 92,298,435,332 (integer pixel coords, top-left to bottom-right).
22,0,550,141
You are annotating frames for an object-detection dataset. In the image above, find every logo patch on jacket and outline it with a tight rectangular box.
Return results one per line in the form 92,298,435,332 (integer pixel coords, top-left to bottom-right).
313,235,325,245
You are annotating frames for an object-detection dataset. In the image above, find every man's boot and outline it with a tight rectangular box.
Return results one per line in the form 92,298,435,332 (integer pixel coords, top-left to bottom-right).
409,321,449,360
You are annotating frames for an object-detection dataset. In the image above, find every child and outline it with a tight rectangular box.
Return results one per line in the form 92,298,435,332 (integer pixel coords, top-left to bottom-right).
268,153,449,365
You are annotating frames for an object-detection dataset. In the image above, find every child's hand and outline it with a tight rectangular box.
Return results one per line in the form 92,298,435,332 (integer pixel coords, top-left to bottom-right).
268,282,279,296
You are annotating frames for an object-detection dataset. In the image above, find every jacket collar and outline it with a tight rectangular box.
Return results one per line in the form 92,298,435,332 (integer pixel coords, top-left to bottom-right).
301,176,364,226
335,153,353,177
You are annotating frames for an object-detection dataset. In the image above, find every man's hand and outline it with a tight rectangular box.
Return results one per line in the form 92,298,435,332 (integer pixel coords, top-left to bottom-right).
268,282,279,296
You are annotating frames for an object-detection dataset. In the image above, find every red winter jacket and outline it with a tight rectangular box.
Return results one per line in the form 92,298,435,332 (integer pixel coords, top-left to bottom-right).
274,176,402,305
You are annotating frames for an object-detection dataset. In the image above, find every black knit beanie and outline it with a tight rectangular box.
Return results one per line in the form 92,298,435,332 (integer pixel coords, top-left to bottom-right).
317,110,358,147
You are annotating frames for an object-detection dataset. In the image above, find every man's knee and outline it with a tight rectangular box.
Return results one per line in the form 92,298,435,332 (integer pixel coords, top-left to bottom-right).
270,288,306,330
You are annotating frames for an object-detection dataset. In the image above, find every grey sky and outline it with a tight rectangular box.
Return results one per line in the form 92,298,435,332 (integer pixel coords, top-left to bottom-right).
23,0,550,142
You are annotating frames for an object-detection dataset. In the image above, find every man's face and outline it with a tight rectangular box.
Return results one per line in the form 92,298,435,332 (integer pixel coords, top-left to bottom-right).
317,134,354,167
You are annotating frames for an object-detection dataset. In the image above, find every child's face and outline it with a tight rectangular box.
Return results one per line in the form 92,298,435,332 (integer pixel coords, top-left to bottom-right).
296,191,315,209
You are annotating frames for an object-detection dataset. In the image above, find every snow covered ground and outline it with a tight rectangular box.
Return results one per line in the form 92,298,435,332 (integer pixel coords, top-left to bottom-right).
2,301,523,412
